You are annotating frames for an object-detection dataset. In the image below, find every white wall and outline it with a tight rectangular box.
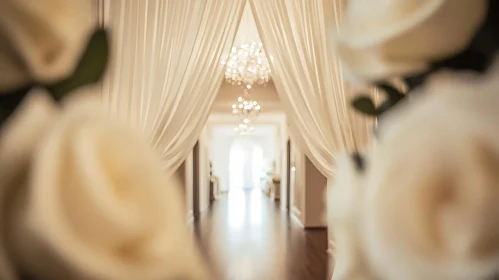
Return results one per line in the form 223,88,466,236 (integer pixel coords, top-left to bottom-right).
198,127,211,213
290,142,327,228
183,151,194,220
212,82,282,113
290,142,305,224
304,156,327,227
209,132,234,192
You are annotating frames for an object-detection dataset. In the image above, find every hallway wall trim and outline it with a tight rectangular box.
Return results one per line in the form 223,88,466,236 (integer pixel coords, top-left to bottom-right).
292,206,302,217
291,206,304,228
188,210,194,224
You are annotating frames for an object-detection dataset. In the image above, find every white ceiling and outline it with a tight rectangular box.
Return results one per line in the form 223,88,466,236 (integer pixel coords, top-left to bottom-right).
232,2,261,47
216,3,279,113
208,112,286,125
212,3,281,114
211,124,277,136
213,82,281,113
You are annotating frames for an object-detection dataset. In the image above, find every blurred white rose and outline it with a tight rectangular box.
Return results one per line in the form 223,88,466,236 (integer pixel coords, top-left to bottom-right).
0,88,211,280
334,0,487,83
362,59,499,280
0,89,58,280
329,153,375,280
0,0,95,91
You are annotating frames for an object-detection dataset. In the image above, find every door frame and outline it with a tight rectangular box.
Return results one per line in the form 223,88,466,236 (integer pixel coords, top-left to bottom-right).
193,141,200,217
286,139,291,210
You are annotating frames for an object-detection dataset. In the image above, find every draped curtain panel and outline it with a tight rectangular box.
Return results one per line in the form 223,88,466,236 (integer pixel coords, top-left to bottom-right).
249,0,373,178
96,0,246,174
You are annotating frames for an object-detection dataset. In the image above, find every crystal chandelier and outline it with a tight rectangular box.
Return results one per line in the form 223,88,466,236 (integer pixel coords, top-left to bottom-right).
221,41,271,88
231,94,261,117
234,118,255,135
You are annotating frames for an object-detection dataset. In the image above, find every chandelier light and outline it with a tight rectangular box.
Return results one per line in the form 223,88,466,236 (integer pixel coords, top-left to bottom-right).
231,94,261,117
221,41,271,88
234,120,255,136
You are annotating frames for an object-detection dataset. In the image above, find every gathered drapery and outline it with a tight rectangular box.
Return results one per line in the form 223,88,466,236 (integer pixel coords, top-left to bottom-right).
249,0,373,178
97,0,245,174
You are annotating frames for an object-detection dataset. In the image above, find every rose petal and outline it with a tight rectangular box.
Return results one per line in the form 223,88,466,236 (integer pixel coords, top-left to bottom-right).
0,89,58,280
10,93,211,280
363,60,499,279
0,0,95,84
0,29,31,92
329,153,373,280
338,0,445,48
334,0,487,82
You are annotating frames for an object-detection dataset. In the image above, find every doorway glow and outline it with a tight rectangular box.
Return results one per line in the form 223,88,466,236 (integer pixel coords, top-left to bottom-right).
228,138,264,190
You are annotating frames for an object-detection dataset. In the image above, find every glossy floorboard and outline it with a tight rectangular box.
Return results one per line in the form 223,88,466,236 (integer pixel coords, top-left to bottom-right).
193,190,333,280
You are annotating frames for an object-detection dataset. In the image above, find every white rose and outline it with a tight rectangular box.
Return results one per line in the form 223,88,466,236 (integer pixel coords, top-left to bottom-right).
329,153,375,280
361,60,499,280
0,89,58,280
0,0,94,91
0,88,212,280
334,0,487,83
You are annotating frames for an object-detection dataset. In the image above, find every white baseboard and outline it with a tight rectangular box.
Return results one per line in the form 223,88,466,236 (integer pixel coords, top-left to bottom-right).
292,206,302,217
291,212,305,228
291,206,304,228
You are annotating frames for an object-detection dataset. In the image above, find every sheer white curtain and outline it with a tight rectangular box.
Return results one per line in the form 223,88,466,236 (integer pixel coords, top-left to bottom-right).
249,0,373,177
97,0,246,174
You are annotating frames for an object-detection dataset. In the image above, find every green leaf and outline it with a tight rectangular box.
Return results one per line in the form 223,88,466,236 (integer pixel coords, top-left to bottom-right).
375,94,407,116
378,83,404,102
0,85,33,128
351,95,377,116
46,28,110,100
375,99,394,116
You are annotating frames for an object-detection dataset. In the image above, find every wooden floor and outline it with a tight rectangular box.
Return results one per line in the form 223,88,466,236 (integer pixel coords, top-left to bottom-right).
193,189,333,280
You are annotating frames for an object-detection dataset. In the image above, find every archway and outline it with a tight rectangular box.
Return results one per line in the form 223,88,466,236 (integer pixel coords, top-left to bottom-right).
228,137,264,190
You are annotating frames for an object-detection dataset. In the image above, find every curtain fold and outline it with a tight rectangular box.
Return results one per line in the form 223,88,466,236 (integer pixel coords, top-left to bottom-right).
249,0,373,178
98,0,246,174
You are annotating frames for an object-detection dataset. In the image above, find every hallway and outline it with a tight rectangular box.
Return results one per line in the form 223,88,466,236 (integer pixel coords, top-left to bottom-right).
193,190,332,280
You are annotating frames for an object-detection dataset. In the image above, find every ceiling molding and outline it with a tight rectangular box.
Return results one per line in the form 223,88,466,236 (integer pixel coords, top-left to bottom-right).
210,123,278,137
208,112,286,124
211,100,283,113
217,82,279,101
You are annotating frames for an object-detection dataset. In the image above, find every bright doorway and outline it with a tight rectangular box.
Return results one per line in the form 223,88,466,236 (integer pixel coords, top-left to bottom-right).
229,137,264,190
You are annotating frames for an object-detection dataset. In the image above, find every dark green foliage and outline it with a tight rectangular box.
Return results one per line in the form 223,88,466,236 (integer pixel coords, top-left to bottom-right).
377,83,404,101
351,96,376,116
351,151,365,171
351,0,499,120
0,28,109,127
46,29,109,100
351,83,405,118
0,84,32,123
